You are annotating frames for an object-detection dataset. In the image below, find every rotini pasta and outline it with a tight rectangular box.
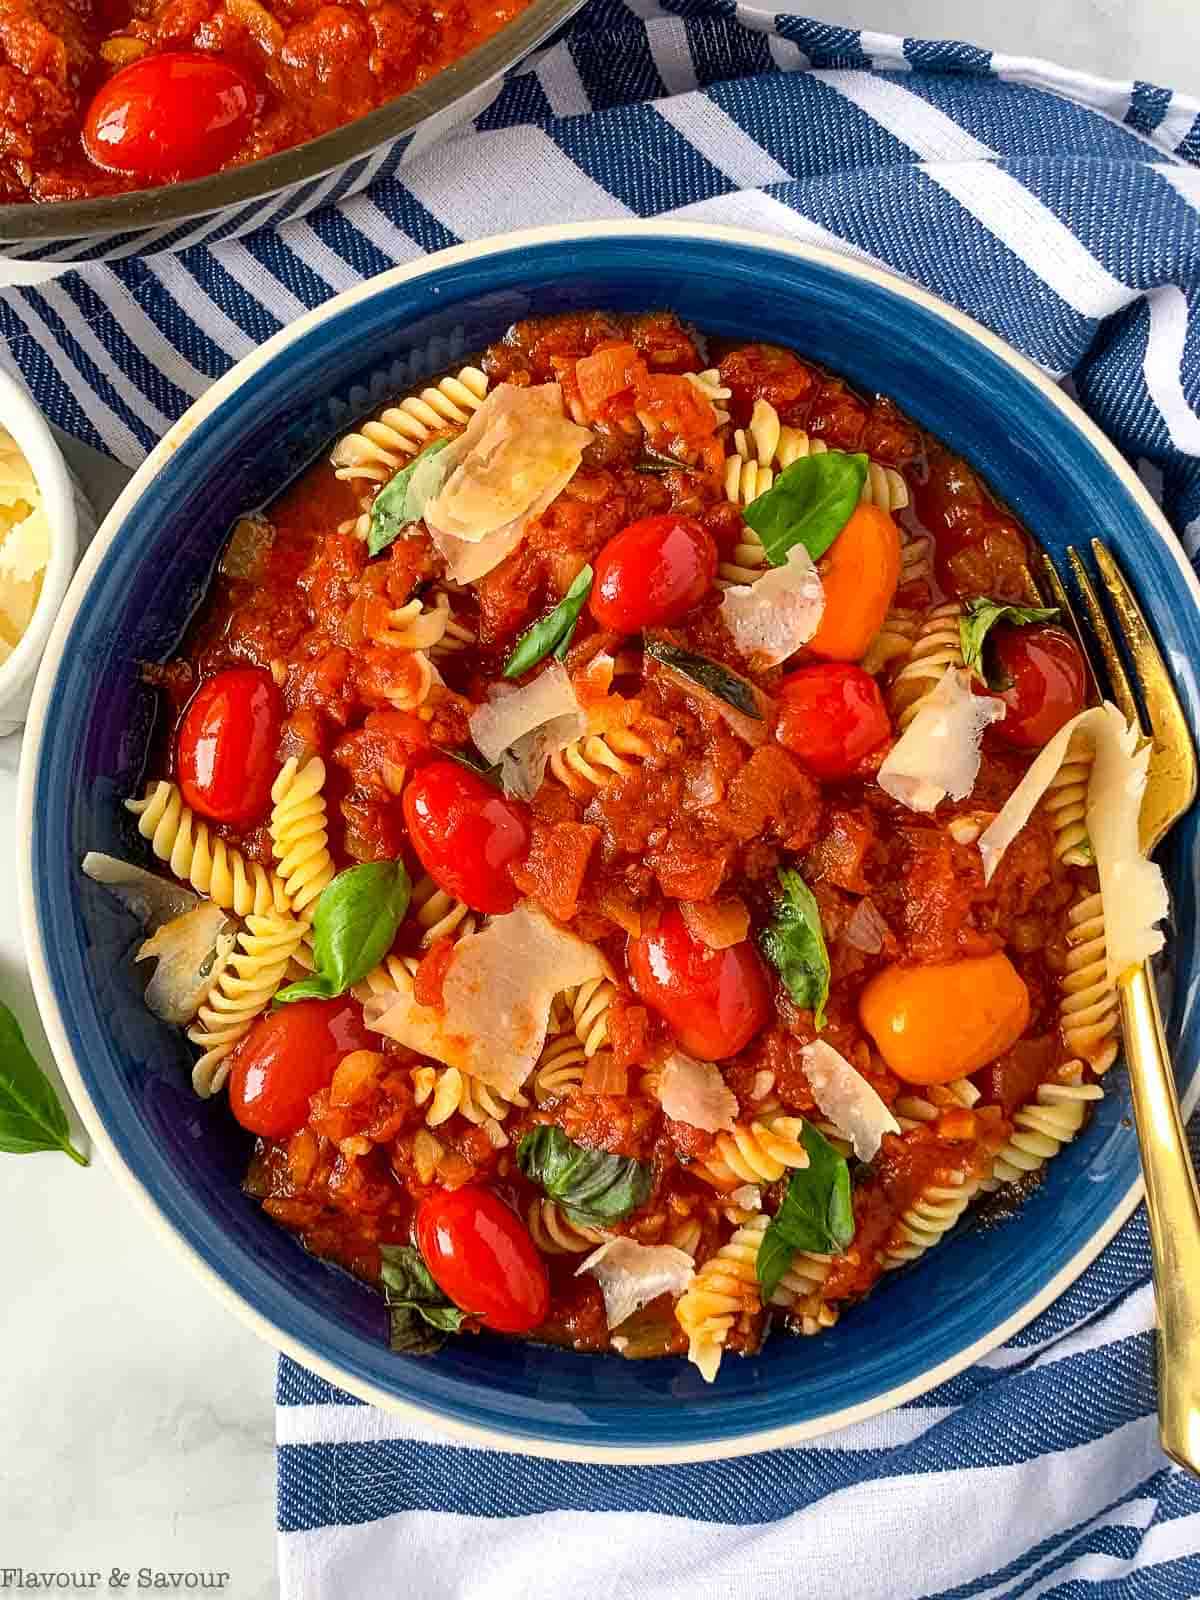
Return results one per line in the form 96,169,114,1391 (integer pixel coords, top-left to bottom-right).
126,781,291,918
548,728,651,795
269,756,335,918
330,366,489,490
988,1081,1104,1186
562,976,615,1056
723,399,910,514
886,600,966,730
188,913,308,1096
768,1248,838,1336
882,1170,980,1268
675,1214,769,1382
694,1116,810,1189
411,1063,522,1145
1041,733,1094,867
410,873,476,947
531,1031,588,1103
527,1198,609,1254
684,368,732,425
367,592,452,652
1060,892,1120,1074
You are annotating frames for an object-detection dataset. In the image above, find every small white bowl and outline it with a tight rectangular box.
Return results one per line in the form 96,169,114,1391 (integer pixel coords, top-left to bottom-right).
0,369,92,736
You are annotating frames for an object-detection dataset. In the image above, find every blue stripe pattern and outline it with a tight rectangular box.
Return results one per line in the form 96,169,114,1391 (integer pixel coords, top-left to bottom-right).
3,6,1200,1592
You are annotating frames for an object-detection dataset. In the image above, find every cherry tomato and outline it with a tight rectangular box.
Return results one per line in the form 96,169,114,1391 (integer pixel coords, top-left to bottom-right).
403,759,531,915
627,905,772,1059
589,514,717,632
417,1186,550,1334
228,997,373,1138
82,52,258,183
858,953,1030,1085
776,663,891,779
177,666,282,826
987,624,1088,749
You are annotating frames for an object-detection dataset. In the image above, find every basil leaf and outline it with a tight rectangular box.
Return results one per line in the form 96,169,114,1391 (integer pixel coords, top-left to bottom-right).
275,860,411,1004
379,1243,466,1355
757,1125,853,1300
643,637,763,721
958,597,1060,685
633,448,696,477
742,451,868,567
759,869,830,1030
447,748,502,787
368,438,453,557
503,565,593,679
517,1126,651,1222
0,1000,88,1165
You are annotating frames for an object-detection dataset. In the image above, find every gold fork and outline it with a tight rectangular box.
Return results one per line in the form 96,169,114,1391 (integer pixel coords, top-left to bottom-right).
1038,539,1200,1472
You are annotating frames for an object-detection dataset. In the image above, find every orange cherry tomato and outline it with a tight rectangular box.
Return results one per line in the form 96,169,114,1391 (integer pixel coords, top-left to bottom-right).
417,1186,550,1334
83,52,258,182
858,953,1031,1085
627,905,772,1059
177,665,282,826
228,997,374,1138
807,503,902,662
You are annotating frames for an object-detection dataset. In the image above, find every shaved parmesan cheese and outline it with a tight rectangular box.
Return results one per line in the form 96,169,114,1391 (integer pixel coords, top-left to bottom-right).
423,385,591,582
719,545,824,668
82,852,201,930
658,1052,738,1133
137,903,237,1024
468,661,586,799
576,1239,695,1329
978,703,1168,983
729,1184,761,1211
802,1039,899,1163
878,667,1005,813
364,902,610,1098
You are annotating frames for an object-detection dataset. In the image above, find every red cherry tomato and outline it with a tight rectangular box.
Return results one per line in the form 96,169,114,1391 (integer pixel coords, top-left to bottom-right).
627,906,772,1059
589,514,717,632
775,663,892,779
417,1186,550,1334
83,52,258,182
402,759,531,915
228,997,373,1138
988,624,1088,749
177,666,282,826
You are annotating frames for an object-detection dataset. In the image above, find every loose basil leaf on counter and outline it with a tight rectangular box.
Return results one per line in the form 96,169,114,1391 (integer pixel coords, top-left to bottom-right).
742,450,868,567
503,565,594,679
959,597,1060,685
368,437,453,557
757,1125,853,1301
0,1000,88,1165
759,868,830,1030
517,1126,651,1222
379,1243,466,1355
643,637,763,721
275,860,411,1004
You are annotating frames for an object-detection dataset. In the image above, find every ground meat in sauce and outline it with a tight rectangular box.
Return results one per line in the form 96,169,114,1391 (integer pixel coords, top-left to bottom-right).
158,310,1102,1363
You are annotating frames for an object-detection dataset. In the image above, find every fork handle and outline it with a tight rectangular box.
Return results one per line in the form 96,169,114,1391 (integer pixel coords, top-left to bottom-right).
1120,963,1200,1472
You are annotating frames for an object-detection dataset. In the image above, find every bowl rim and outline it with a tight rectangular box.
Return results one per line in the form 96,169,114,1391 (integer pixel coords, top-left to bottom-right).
0,0,581,246
0,370,79,708
17,219,1198,1463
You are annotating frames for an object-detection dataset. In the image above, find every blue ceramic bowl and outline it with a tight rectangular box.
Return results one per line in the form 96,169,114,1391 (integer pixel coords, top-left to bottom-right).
19,223,1200,1462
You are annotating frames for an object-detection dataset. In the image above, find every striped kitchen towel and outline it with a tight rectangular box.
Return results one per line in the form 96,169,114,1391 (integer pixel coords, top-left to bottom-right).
4,3,1200,1595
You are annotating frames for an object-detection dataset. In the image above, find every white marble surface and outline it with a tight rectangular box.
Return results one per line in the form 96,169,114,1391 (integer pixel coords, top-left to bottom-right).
2,4,1200,1598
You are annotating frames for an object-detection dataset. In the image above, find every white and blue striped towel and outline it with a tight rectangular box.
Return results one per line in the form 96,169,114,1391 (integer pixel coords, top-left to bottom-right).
5,5,1200,1593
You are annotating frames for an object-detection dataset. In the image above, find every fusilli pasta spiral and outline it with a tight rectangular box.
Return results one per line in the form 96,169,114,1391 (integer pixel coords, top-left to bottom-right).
562,976,615,1056
1041,734,1095,867
694,1116,810,1189
684,368,732,425
1061,891,1120,1074
410,873,476,947
126,781,291,918
675,1214,769,1383
882,1169,979,1267
532,1031,588,1103
330,367,489,489
768,1248,838,1336
411,1063,521,1145
887,601,965,730
548,728,652,795
269,756,335,918
527,1198,608,1254
988,1080,1104,1186
893,1077,980,1131
367,593,452,652
188,913,308,1096
723,399,910,514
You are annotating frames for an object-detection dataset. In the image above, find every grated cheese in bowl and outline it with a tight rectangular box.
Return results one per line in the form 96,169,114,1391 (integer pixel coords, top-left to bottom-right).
0,427,52,666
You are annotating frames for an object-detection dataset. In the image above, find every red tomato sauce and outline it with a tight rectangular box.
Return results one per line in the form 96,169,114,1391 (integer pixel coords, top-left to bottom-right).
156,311,1100,1360
1,0,532,202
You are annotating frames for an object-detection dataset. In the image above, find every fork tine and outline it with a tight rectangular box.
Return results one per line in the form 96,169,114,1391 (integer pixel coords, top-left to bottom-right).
1035,552,1103,700
1091,540,1193,755
1067,545,1144,730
